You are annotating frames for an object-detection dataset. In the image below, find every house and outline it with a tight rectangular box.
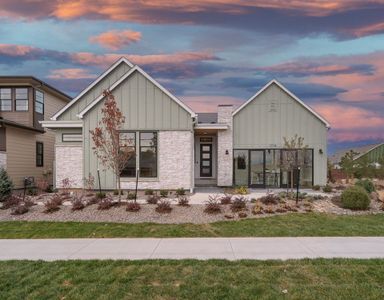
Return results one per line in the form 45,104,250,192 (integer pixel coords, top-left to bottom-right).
330,143,384,169
41,57,329,191
0,76,71,188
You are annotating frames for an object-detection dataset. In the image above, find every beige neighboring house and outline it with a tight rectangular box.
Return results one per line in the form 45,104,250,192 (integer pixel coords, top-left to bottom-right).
0,76,71,188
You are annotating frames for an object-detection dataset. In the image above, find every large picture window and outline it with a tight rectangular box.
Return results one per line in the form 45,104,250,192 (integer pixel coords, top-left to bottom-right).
35,90,44,114
15,88,29,111
120,132,136,177
140,132,157,177
0,88,12,111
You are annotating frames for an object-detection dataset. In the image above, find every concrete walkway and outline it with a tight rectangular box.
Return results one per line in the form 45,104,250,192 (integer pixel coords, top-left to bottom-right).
1,237,384,261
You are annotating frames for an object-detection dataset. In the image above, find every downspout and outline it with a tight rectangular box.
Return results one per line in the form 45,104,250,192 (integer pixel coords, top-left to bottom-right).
190,116,197,193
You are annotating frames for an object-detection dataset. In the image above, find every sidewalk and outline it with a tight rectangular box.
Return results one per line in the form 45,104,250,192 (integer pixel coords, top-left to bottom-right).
1,237,384,261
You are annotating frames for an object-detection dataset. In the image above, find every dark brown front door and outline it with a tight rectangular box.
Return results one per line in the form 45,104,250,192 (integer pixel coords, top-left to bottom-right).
200,144,212,177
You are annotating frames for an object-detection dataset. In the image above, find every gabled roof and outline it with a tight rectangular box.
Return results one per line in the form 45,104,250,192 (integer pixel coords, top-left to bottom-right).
77,65,196,118
232,79,331,128
329,143,384,164
51,57,134,120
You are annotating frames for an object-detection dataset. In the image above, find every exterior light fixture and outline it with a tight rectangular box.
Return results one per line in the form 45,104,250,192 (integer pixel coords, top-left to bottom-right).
319,149,323,154
225,150,229,155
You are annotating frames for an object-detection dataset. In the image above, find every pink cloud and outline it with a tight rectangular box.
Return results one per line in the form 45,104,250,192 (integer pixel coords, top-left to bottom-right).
47,68,96,79
89,30,141,50
346,22,384,37
0,44,36,56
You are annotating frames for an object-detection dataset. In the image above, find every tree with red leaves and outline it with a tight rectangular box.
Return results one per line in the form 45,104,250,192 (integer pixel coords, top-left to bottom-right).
89,90,134,201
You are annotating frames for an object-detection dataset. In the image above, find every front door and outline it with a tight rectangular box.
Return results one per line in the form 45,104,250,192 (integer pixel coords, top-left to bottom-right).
200,144,212,177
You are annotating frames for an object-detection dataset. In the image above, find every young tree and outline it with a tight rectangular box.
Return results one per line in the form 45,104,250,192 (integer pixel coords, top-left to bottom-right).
0,168,13,201
339,150,359,183
89,90,135,201
281,135,308,199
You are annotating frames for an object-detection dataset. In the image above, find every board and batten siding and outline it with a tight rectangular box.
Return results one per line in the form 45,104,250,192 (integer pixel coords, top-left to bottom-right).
58,62,132,121
233,83,328,185
82,70,193,189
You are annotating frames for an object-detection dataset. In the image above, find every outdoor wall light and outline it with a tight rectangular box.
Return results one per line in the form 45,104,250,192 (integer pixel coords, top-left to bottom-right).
319,149,323,154
225,150,229,155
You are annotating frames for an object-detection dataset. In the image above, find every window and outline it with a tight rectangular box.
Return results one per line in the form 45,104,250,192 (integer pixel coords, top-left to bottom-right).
35,90,44,114
15,88,29,111
0,88,12,111
36,142,44,167
120,132,136,177
139,132,157,177
62,134,82,142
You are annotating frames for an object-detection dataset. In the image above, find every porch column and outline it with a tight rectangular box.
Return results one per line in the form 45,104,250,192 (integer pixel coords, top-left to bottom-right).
217,105,233,186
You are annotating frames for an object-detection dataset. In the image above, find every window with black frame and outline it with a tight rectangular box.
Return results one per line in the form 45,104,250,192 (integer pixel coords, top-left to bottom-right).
119,132,136,177
36,142,44,167
35,90,44,114
139,132,157,177
15,88,28,111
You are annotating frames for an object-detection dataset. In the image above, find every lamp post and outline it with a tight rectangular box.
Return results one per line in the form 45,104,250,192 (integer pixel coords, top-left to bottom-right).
97,169,102,195
296,167,301,205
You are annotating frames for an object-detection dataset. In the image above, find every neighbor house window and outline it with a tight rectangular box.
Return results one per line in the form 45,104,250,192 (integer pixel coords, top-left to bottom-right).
35,90,44,114
36,142,44,167
15,88,29,111
140,132,157,177
0,88,12,111
120,132,136,177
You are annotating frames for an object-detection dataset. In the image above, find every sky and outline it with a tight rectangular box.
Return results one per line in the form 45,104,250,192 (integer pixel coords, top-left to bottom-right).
1,1,384,154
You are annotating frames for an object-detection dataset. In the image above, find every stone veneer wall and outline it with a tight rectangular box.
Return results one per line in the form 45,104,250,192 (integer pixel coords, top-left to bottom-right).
121,131,193,190
55,146,83,188
217,105,234,186
0,151,6,170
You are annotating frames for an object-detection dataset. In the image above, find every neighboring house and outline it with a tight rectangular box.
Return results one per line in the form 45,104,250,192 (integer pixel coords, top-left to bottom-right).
330,143,384,169
0,77,71,188
42,57,329,191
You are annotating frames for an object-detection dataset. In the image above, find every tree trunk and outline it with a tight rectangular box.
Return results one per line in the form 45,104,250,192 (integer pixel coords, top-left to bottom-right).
117,174,121,202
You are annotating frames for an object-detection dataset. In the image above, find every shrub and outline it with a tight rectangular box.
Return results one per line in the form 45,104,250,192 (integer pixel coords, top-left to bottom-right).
146,194,160,204
96,192,106,199
238,211,247,218
156,199,172,213
144,189,154,196
235,186,249,195
0,168,13,202
220,193,232,205
231,196,247,212
44,195,62,213
2,195,22,209
312,185,320,191
160,189,168,198
177,195,190,206
127,192,136,200
264,206,275,214
252,202,263,215
275,204,288,213
26,187,37,196
341,186,370,210
355,179,375,194
259,193,280,205
113,190,119,195
71,196,85,211
97,197,115,210
11,205,29,215
36,179,49,193
322,185,333,193
126,201,141,212
23,196,35,208
175,188,186,196
204,195,221,214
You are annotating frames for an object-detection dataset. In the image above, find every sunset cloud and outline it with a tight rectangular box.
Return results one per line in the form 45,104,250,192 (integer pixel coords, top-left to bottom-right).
47,68,96,79
89,30,141,50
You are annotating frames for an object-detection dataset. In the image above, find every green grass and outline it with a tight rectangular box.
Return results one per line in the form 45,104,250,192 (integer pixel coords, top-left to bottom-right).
0,259,383,299
1,213,384,238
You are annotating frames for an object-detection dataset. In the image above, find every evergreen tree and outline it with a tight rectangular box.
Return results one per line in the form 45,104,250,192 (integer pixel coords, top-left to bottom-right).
0,168,13,201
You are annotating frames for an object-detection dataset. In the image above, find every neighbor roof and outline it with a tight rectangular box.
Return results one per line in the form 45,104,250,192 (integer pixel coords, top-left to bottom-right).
197,113,217,124
232,79,330,128
329,143,384,164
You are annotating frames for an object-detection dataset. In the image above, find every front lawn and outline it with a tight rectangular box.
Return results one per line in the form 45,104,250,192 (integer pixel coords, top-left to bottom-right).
0,259,383,299
1,213,384,238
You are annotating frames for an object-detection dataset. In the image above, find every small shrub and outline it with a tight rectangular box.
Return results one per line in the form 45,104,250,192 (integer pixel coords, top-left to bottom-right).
126,201,141,212
36,179,49,194
71,196,85,211
175,188,186,196
97,197,115,210
312,185,320,191
252,202,263,215
113,190,119,195
2,195,22,209
44,195,62,213
264,206,275,214
230,196,247,212
235,186,249,195
83,173,95,192
146,194,160,204
356,179,375,194
0,168,13,202
341,186,370,210
144,189,154,196
23,196,35,208
204,195,221,214
177,195,190,206
156,199,172,213
238,211,247,218
96,192,106,199
85,196,98,206
26,187,37,196
259,193,280,205
220,193,232,205
127,192,136,200
275,204,288,213
160,189,168,198
11,205,29,215
322,185,333,193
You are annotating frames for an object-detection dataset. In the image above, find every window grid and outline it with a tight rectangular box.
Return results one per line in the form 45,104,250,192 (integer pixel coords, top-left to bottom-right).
36,142,44,167
15,88,28,111
0,88,12,111
35,90,44,114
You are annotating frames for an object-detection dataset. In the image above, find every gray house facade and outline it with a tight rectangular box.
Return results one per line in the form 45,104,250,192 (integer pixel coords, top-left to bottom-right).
42,57,329,191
